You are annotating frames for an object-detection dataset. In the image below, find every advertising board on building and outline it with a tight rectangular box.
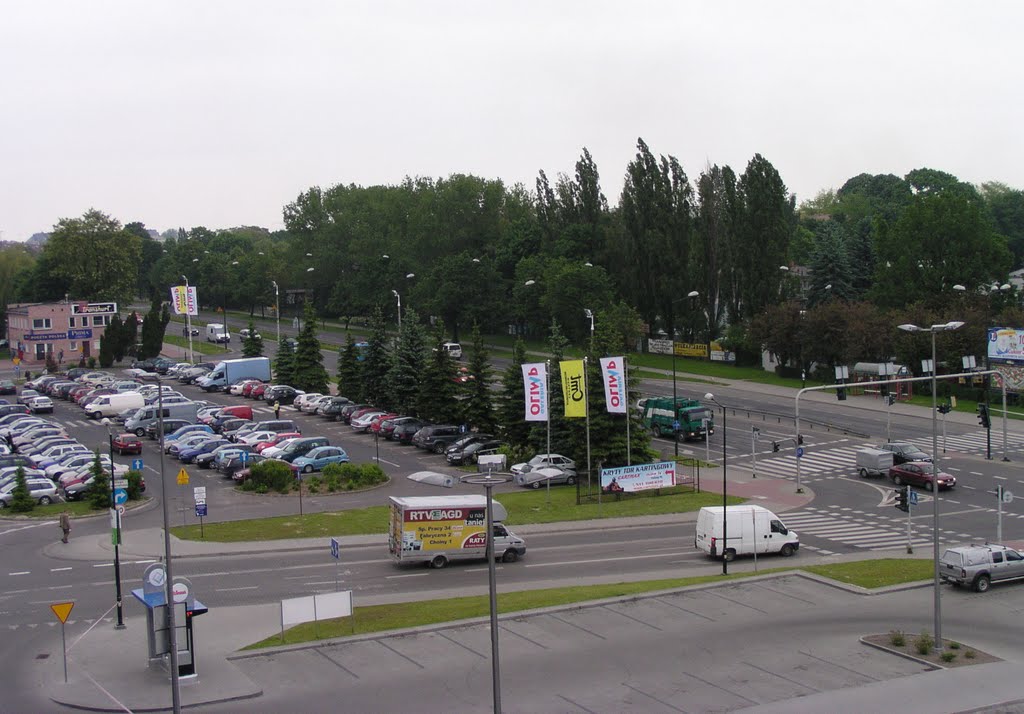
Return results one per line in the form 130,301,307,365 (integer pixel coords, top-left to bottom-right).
71,302,117,315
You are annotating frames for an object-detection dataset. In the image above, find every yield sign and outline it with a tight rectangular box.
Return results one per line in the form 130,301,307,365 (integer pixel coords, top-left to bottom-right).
50,601,74,624
176,468,189,485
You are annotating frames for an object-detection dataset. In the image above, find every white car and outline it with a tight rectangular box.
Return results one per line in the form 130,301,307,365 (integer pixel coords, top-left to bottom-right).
28,396,54,414
301,396,331,414
261,438,301,460
350,411,386,432
47,453,124,480
510,453,577,476
292,393,323,411
238,430,278,446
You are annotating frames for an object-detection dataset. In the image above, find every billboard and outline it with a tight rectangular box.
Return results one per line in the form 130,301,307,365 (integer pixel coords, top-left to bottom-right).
988,327,1024,364
399,506,487,552
601,461,677,494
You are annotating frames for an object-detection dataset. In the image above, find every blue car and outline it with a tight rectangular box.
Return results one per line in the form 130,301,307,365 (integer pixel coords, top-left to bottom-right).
178,438,230,464
290,446,350,474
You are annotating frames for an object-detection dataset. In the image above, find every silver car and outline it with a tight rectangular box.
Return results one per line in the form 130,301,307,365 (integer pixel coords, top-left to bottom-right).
940,544,1024,592
0,478,59,507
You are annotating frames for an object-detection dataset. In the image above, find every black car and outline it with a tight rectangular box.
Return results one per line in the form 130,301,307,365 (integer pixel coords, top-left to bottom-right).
319,397,352,419
391,419,430,443
219,452,266,478
446,438,503,466
265,386,302,405
412,425,463,453
215,417,252,436
0,380,16,396
878,442,932,465
338,403,371,424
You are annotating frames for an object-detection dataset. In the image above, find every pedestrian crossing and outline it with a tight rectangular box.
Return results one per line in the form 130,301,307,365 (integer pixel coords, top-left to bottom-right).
781,505,963,554
751,430,1024,483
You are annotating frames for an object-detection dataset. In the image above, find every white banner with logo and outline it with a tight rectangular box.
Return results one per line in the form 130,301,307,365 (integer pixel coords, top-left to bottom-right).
521,362,549,421
170,285,198,316
599,357,627,413
600,461,677,494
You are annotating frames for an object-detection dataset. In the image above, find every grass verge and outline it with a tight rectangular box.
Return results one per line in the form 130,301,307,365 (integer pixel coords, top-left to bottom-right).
171,486,742,541
244,558,934,649
3,499,147,519
163,334,228,356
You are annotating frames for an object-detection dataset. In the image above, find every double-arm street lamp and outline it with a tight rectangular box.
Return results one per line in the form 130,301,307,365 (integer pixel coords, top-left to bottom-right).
897,319,964,652
703,392,729,575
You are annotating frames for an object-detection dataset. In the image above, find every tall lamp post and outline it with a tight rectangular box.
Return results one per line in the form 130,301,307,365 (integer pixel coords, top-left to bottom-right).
703,392,729,575
155,382,182,712
392,289,402,331
897,320,964,653
271,280,280,346
102,422,125,629
670,291,700,457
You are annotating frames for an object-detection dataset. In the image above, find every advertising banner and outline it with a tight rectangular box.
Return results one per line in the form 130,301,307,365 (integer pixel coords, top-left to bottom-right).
647,338,672,355
601,461,677,494
170,285,198,316
521,362,549,421
675,342,708,358
989,327,1024,364
560,359,587,418
599,357,627,413
400,506,487,552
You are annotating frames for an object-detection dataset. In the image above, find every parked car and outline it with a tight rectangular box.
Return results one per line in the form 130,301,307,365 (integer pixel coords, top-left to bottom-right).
27,396,54,414
145,418,194,441
276,437,331,464
338,403,372,424
0,380,16,395
411,424,463,453
877,442,932,465
889,462,956,490
940,543,1024,592
264,385,303,405
254,432,302,454
389,418,429,443
221,452,266,478
446,438,504,466
17,389,41,406
514,465,577,488
511,453,578,476
351,410,387,433
239,328,261,341
0,478,58,507
112,433,143,455
163,424,214,447
196,443,252,469
178,438,231,464
290,445,350,473
249,383,270,400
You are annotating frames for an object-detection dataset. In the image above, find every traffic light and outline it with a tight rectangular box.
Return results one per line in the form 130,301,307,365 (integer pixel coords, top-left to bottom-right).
887,394,896,407
836,384,847,401
978,404,991,429
895,486,909,513
772,441,780,453
797,434,804,445
937,404,951,415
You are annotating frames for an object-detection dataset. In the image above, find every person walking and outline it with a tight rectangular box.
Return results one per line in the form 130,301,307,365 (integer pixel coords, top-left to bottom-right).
59,510,71,544
273,400,281,419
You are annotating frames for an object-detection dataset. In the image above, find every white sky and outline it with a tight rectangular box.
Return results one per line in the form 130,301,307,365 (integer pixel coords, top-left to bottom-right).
2,1,1022,241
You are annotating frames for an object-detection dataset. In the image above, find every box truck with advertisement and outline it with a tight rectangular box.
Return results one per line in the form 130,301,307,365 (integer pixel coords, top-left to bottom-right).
388,495,526,568
196,357,272,392
695,505,799,561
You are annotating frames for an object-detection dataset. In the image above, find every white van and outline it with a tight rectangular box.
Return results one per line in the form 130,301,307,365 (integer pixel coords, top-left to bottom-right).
206,323,230,343
124,401,200,436
695,505,799,561
442,342,462,359
84,392,146,419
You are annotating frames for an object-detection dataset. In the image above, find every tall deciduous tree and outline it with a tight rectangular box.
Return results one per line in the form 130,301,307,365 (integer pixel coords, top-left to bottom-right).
43,210,142,304
694,164,738,339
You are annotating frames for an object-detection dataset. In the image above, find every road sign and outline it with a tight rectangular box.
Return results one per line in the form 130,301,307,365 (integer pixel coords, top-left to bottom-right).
113,478,128,489
909,490,919,506
193,486,207,501
172,581,189,603
195,503,207,517
330,537,340,560
114,489,128,505
672,420,680,431
50,601,74,624
131,458,143,471
12,357,20,366
176,468,189,485
796,447,804,458
752,427,760,440
115,504,126,517
1002,488,1014,504
240,450,249,463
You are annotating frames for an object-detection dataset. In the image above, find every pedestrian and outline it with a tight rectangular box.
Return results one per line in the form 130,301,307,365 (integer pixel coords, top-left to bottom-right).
59,510,71,544
273,400,281,419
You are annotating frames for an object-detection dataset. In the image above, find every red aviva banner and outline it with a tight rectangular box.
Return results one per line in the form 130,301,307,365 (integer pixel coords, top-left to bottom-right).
599,357,627,413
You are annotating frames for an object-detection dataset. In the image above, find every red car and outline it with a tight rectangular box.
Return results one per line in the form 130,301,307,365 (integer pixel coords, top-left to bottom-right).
889,462,956,491
242,380,264,398
254,432,302,454
112,433,143,455
369,413,400,434
250,383,270,400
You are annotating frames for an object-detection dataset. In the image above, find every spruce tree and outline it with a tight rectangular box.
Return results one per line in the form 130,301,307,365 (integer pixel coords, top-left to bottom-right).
337,333,363,401
123,312,139,359
242,320,264,357
107,314,125,363
417,321,459,424
461,323,495,433
385,308,426,414
361,305,390,405
85,453,110,510
9,466,35,512
498,337,530,447
98,333,114,368
273,338,296,385
291,302,329,393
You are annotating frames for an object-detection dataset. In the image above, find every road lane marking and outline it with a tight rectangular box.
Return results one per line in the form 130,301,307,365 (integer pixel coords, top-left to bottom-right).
8,572,29,576
215,586,258,592
93,563,113,568
386,573,430,579
527,552,702,568
995,475,1007,480
50,567,72,572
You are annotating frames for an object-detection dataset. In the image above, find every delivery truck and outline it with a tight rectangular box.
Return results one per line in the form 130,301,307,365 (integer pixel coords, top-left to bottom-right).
640,397,714,440
695,505,799,561
206,323,230,343
196,357,272,392
388,495,527,568
856,447,894,478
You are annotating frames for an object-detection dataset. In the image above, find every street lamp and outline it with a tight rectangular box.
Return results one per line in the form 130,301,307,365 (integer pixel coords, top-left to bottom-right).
670,291,700,457
583,308,594,349
181,275,194,364
392,289,402,331
271,280,280,346
703,392,729,575
897,319,964,652
155,381,182,712
101,421,126,629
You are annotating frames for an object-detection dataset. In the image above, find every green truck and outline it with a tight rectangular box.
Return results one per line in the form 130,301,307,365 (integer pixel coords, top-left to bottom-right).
640,397,714,441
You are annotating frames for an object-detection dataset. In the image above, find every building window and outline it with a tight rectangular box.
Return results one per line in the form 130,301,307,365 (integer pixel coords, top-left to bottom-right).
35,343,47,359
92,316,105,326
32,318,52,330
69,317,76,328
69,342,79,352
93,340,101,352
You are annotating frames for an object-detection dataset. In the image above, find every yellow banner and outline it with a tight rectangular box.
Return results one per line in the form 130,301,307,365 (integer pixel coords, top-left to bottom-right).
560,360,587,418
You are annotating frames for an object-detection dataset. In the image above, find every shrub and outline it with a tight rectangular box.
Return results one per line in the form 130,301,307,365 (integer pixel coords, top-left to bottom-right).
940,651,957,663
320,461,388,490
357,462,387,487
323,470,342,492
964,649,976,659
86,454,111,510
255,483,269,494
240,479,255,492
888,630,906,647
306,476,321,494
87,357,96,369
248,460,294,494
126,470,144,500
8,467,35,513
948,641,961,650
914,631,935,656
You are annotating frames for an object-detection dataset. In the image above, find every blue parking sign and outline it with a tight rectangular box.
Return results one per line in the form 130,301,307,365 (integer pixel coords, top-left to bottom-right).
195,503,208,517
131,458,143,471
240,451,249,463
330,537,340,559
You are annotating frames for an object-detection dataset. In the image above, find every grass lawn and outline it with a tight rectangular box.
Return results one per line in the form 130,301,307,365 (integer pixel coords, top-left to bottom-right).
172,485,742,541
244,558,934,649
3,499,144,519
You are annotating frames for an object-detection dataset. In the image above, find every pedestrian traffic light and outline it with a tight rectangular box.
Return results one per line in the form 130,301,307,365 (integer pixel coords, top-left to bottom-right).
895,486,909,513
978,404,991,429
772,441,780,453
797,434,804,445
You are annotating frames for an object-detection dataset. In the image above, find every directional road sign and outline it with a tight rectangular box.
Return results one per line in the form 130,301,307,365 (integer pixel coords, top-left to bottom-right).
114,489,128,505
195,503,207,517
909,490,919,506
240,451,249,463
796,447,804,458
330,537,340,560
131,458,143,471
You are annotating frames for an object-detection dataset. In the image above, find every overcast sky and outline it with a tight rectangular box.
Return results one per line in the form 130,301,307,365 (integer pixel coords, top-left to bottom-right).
2,1,1022,242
